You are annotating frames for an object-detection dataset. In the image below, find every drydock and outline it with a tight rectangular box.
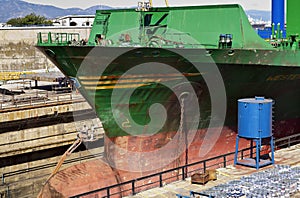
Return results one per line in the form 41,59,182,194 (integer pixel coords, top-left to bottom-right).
1,0,300,197
0,77,104,198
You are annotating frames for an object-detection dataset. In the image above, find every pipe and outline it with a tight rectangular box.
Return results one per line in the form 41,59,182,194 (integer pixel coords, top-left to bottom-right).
272,0,285,31
277,23,280,39
271,23,275,39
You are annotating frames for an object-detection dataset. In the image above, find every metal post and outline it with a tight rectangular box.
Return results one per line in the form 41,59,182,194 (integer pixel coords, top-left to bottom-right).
12,95,15,106
185,136,188,179
132,180,135,195
182,167,185,180
2,173,4,184
1,94,3,109
181,96,188,179
234,136,239,165
203,161,206,173
159,174,163,187
6,186,9,198
223,156,226,168
250,140,254,159
255,139,260,169
107,188,110,198
271,136,275,164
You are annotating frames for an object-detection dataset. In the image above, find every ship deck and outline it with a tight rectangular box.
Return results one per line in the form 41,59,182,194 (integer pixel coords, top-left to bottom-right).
125,144,300,198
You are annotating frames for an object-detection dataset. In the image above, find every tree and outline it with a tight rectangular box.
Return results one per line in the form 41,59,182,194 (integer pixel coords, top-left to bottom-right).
7,13,52,26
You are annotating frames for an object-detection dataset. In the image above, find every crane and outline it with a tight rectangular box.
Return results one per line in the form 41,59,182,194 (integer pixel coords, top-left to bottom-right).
149,0,169,7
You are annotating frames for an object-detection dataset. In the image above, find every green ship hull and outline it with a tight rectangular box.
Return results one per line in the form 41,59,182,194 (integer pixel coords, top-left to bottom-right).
36,46,300,138
36,3,300,197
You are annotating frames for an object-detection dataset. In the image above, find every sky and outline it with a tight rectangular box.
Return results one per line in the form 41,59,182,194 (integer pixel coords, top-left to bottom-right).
22,0,271,11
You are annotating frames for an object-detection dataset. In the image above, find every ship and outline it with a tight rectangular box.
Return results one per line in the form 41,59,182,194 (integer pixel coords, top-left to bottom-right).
36,0,300,197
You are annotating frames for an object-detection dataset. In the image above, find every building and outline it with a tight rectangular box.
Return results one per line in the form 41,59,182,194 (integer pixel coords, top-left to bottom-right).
52,15,95,27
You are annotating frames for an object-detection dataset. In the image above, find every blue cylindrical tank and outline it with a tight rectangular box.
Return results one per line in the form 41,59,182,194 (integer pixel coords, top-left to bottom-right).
238,96,273,139
272,0,285,31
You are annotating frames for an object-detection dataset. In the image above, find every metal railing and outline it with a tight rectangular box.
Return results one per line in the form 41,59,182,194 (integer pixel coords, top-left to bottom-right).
70,132,300,198
69,147,253,198
37,32,81,46
0,90,81,111
0,133,298,197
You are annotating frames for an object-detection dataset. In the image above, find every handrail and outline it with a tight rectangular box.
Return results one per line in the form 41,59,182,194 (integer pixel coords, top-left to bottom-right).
70,146,257,198
1,133,298,195
0,90,84,111
37,32,81,46
70,133,300,198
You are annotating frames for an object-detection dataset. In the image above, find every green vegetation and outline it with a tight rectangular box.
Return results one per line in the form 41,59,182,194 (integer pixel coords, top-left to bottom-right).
7,13,52,26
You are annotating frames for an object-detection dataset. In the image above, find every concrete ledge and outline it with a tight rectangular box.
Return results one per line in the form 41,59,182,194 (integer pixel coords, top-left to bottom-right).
0,118,103,158
0,101,91,122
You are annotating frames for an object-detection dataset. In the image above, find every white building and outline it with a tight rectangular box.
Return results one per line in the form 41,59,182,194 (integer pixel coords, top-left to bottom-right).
52,15,95,27
0,23,11,28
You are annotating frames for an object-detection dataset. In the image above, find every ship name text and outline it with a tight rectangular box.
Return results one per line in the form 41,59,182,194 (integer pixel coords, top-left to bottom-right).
267,74,300,81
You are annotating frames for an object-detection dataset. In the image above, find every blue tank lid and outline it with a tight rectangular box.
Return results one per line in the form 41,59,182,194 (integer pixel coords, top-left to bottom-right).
238,96,273,104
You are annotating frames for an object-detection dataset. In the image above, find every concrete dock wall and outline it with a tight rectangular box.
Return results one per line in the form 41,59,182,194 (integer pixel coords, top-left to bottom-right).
0,118,102,158
0,101,90,122
0,27,91,71
0,91,104,198
0,147,104,198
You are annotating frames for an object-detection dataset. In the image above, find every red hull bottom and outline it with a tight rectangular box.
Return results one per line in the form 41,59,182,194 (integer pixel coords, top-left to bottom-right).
40,119,299,197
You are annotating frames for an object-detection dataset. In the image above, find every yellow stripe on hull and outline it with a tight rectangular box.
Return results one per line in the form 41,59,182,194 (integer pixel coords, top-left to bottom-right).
80,77,182,86
78,73,201,81
84,83,150,90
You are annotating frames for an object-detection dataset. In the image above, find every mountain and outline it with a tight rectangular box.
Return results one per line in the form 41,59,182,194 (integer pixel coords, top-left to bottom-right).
0,0,271,24
0,0,113,22
84,5,114,13
245,10,271,22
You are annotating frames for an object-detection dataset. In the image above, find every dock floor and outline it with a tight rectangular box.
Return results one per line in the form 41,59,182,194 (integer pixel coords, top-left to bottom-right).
126,144,300,197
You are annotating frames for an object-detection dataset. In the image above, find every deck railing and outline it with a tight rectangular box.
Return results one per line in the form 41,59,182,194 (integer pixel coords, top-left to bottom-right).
37,32,81,46
0,90,77,110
